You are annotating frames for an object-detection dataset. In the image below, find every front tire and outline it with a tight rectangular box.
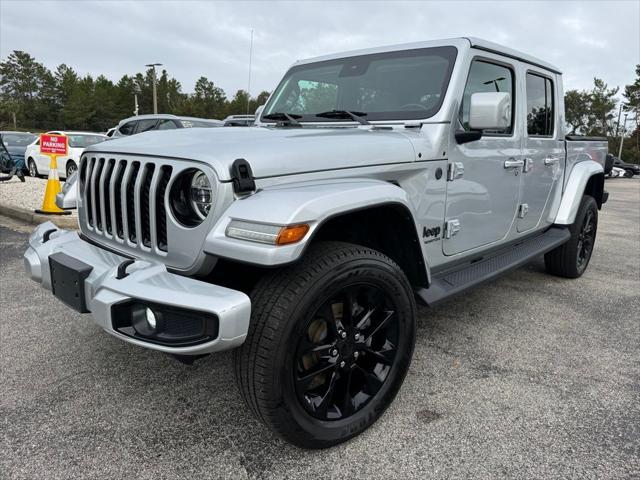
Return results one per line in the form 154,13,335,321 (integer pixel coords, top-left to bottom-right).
65,161,77,179
28,158,39,178
545,195,598,278
233,241,416,448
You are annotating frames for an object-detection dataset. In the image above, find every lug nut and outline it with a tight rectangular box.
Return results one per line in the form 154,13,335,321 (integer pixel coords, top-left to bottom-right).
339,361,346,368
354,333,360,341
330,348,338,357
354,351,359,359
340,330,347,339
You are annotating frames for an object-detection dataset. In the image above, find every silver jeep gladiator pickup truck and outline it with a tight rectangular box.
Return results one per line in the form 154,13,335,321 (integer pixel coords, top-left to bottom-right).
25,37,609,448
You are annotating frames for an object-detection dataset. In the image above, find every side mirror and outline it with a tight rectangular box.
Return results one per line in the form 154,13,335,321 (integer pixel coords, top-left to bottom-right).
468,92,511,131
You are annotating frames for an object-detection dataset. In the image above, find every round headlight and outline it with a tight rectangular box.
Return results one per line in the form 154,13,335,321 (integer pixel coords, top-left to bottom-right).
170,169,215,227
190,170,212,219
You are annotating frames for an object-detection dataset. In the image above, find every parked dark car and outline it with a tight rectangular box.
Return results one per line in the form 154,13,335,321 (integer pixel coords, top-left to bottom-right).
0,131,37,172
612,156,640,177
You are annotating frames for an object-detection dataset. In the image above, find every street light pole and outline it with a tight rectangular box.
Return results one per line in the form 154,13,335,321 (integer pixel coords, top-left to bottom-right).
145,63,163,114
246,29,254,114
617,113,628,160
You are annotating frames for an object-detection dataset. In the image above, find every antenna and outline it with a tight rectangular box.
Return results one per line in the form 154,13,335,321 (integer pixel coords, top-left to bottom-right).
246,28,254,114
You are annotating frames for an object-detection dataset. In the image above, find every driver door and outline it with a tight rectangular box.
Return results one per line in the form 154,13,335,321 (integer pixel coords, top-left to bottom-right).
444,56,522,256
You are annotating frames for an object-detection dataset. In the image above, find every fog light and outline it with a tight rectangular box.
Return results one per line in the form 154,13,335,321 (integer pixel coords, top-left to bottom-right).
130,304,161,337
112,301,220,347
145,308,157,330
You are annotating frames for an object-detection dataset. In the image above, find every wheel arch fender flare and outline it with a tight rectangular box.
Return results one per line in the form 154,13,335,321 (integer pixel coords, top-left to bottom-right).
204,178,430,283
554,161,604,225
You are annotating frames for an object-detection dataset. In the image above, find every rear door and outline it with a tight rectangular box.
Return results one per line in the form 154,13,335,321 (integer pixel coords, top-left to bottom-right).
517,70,564,232
444,55,522,255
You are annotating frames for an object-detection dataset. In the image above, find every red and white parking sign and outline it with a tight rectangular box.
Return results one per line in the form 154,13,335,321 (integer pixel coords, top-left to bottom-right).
40,134,68,155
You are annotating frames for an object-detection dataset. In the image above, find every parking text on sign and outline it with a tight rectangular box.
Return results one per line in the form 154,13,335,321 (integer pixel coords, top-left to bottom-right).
40,134,68,155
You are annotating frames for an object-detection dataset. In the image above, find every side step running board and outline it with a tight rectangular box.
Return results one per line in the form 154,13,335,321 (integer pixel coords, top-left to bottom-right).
416,227,570,307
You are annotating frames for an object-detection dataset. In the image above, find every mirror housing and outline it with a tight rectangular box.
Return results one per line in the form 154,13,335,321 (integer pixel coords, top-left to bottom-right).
468,92,511,131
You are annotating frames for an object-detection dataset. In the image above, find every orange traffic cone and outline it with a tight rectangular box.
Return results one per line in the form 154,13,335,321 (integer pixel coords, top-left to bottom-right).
35,154,71,215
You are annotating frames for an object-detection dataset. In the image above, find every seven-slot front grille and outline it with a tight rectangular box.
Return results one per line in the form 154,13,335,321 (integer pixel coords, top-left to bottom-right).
79,156,172,252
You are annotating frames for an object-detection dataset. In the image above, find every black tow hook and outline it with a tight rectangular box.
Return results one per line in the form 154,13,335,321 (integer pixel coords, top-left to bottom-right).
170,354,210,365
116,259,135,279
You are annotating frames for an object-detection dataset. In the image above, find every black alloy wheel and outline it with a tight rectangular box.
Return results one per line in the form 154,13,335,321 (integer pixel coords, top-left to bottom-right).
233,241,416,448
545,195,598,278
576,209,595,273
294,284,399,421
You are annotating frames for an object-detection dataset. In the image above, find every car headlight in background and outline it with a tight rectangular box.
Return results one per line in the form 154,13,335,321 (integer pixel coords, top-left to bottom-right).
170,169,215,227
226,220,309,245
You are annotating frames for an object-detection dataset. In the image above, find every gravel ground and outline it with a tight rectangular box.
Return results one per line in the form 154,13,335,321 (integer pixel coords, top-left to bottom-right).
1,178,639,480
0,176,77,219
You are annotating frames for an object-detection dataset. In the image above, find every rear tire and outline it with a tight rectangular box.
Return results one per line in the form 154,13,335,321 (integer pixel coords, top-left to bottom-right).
624,169,634,178
545,195,598,278
232,241,416,448
28,158,39,178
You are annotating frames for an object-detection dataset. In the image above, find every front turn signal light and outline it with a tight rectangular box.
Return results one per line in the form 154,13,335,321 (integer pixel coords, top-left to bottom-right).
276,224,310,245
226,220,310,246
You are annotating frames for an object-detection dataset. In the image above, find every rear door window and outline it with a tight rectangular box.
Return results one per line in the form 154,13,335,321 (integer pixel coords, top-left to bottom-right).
119,121,137,136
135,119,158,133
526,73,554,136
157,119,178,130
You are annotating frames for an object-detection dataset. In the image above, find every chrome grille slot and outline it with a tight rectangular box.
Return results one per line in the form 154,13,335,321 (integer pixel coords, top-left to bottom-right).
113,160,127,239
79,155,186,255
156,166,172,252
126,162,141,243
84,158,95,226
101,159,115,235
140,163,156,248
91,158,105,231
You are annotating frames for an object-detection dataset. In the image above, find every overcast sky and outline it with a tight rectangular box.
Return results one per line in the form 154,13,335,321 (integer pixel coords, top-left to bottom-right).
1,0,639,98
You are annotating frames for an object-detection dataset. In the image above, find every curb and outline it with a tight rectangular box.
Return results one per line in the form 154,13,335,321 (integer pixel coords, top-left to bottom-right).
0,203,78,229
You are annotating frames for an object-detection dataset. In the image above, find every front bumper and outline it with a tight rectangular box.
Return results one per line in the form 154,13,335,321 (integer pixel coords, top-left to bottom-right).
24,222,251,355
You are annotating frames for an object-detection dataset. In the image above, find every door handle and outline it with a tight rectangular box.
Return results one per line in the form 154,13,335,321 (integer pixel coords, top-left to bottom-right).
544,156,559,166
504,158,524,169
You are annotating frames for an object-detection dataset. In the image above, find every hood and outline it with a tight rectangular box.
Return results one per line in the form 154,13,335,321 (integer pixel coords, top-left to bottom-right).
86,126,421,181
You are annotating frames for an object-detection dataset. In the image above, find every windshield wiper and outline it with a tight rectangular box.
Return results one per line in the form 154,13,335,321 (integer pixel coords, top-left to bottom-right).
315,110,371,125
262,112,302,126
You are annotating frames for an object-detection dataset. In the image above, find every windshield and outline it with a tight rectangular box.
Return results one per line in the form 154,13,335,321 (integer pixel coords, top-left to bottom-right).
1,133,36,146
68,135,106,148
262,46,457,123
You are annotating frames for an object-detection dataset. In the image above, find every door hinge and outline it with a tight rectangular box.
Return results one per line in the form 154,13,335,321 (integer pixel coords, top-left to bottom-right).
518,203,529,218
447,162,464,181
444,218,461,239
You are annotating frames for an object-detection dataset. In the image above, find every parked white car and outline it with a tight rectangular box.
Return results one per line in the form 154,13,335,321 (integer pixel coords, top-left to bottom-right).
25,131,107,179
111,114,223,138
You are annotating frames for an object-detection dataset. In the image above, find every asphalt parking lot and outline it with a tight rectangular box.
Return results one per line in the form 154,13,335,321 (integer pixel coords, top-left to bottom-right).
1,178,639,480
